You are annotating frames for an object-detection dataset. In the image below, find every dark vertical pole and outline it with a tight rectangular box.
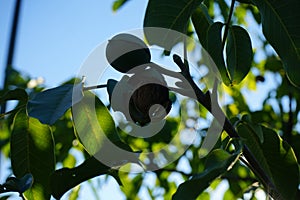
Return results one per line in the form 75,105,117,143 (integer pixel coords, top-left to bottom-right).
1,0,22,114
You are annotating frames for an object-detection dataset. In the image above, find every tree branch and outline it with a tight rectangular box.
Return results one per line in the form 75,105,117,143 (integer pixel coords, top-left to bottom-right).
172,54,277,198
1,0,22,114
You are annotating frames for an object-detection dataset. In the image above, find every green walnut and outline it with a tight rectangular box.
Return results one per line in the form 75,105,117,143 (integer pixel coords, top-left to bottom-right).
129,83,172,126
109,66,172,126
106,33,151,73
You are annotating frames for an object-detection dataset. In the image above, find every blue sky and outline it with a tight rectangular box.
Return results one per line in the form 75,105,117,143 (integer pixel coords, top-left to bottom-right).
0,0,148,87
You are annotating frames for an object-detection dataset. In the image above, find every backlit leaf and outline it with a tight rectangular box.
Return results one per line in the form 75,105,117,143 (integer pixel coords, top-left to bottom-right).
11,110,55,199
72,92,138,167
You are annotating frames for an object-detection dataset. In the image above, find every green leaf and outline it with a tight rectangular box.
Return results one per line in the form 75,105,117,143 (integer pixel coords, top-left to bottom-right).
5,67,30,88
206,22,231,85
72,91,119,153
226,25,253,85
27,83,83,125
237,125,299,200
144,0,202,50
0,88,28,104
224,163,256,198
264,55,283,72
145,117,179,144
0,88,28,118
241,114,263,143
72,92,139,167
52,111,76,163
172,149,240,200
50,156,110,199
11,109,55,200
191,4,213,48
119,173,143,199
112,0,130,11
252,0,300,87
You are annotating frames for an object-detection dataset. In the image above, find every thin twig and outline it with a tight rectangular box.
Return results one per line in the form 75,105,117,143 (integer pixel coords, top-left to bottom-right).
221,0,236,50
83,84,107,91
0,104,26,119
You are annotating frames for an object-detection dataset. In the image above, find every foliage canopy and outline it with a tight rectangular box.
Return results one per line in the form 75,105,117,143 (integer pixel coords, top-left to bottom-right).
1,0,300,199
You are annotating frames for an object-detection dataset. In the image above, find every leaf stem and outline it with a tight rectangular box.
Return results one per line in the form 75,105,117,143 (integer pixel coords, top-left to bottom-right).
221,0,236,50
83,84,107,91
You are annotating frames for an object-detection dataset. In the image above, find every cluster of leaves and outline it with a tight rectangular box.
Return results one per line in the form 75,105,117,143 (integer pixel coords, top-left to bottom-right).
142,0,300,198
0,0,300,200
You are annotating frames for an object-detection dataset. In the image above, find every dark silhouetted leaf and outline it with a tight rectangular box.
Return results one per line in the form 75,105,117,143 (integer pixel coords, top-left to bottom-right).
264,55,283,72
144,0,202,50
240,114,263,143
11,110,55,199
50,156,110,199
0,88,28,118
237,125,299,200
226,25,253,85
27,83,83,125
191,4,213,48
217,0,229,21
0,88,28,104
252,0,300,87
106,33,151,73
207,22,231,85
172,149,240,200
107,79,118,103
